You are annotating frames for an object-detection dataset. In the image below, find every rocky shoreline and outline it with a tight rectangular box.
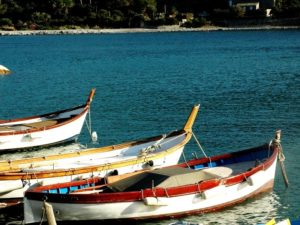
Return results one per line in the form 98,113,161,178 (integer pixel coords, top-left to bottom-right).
0,25,299,36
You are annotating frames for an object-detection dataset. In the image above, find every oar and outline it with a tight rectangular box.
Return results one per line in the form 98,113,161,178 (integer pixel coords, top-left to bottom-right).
274,130,289,188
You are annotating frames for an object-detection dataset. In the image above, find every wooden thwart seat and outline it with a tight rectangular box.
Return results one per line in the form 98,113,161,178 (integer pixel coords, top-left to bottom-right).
0,126,13,132
0,120,57,132
26,120,57,129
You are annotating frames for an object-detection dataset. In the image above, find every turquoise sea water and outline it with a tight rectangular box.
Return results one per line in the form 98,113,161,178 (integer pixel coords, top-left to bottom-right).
0,30,299,225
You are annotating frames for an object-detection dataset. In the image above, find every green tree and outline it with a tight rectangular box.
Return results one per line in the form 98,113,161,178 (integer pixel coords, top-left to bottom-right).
283,0,300,16
3,0,24,22
274,0,300,17
145,0,157,20
49,0,74,19
97,8,111,27
0,3,7,15
31,12,51,26
230,6,245,18
111,9,125,26
0,17,12,26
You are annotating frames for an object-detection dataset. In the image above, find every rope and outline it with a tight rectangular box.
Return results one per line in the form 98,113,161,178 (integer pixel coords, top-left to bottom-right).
159,132,185,147
89,108,92,135
192,131,207,158
153,132,182,149
182,151,190,168
192,131,212,165
151,180,156,197
277,142,285,162
197,182,201,193
141,189,144,199
33,172,39,184
85,111,92,137
39,201,46,225
273,137,289,188
164,188,169,197
138,133,185,156
268,140,272,157
85,108,96,142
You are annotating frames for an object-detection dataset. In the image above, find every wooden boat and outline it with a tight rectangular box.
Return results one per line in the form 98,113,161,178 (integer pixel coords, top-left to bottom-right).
0,104,200,208
24,131,282,224
0,89,95,152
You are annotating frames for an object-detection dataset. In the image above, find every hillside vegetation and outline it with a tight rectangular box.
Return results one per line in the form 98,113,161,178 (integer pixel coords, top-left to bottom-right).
0,0,299,30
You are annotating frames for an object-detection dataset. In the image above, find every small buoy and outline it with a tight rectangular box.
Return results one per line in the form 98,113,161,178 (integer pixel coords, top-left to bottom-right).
91,131,98,143
0,65,11,75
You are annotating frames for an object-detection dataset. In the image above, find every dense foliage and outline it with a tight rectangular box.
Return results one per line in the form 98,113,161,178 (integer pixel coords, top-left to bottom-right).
0,0,299,30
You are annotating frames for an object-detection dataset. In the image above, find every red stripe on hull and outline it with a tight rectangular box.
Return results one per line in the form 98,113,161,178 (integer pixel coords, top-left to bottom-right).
128,179,275,221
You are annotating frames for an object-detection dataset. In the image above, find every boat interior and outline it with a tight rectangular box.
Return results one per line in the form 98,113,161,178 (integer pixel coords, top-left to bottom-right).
0,105,86,133
18,133,186,172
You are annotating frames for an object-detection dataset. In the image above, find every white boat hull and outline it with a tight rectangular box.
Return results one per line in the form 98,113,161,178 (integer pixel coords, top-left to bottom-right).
24,155,277,224
0,89,96,152
0,110,87,151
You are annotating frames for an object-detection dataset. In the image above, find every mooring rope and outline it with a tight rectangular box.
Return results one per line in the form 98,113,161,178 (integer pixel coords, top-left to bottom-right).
85,107,99,143
85,109,93,139
277,142,289,187
277,142,285,162
192,131,212,165
182,150,190,168
39,201,46,225
272,130,289,188
192,131,207,157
